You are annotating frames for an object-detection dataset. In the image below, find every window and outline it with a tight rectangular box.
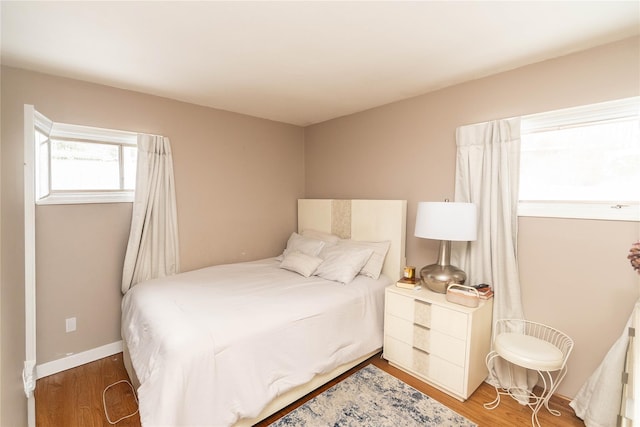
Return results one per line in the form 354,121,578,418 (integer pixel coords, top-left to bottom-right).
519,97,640,221
34,111,137,204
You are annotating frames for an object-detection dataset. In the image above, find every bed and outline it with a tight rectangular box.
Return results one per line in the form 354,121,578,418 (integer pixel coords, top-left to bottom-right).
121,199,407,426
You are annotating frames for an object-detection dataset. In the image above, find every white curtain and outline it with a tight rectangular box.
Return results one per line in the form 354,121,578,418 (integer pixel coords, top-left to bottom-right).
452,118,536,392
122,134,180,294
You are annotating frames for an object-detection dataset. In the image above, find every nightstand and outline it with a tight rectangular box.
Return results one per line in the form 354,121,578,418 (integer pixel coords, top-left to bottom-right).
383,285,493,401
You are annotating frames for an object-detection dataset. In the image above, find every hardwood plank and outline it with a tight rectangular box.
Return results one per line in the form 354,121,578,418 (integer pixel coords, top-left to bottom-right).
36,352,584,426
35,353,140,427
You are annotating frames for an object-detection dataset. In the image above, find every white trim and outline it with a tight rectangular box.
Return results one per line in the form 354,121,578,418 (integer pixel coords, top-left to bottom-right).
522,96,640,133
36,341,124,379
24,105,38,427
51,122,137,145
518,201,640,222
24,105,37,379
36,191,134,205
33,110,53,135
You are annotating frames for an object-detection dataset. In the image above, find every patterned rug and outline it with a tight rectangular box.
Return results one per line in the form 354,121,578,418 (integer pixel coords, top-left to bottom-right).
268,364,477,427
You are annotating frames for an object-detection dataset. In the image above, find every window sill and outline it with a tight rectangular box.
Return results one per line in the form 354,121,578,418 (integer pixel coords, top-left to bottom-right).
518,201,640,222
36,192,134,205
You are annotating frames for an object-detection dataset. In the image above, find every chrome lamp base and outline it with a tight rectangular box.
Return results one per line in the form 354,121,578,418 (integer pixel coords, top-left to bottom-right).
420,263,467,294
419,239,468,294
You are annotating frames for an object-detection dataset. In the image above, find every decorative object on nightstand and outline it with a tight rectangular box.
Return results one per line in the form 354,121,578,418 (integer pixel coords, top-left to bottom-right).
446,283,494,305
396,278,421,290
396,265,420,289
403,266,416,280
445,284,480,308
473,283,494,300
414,200,477,293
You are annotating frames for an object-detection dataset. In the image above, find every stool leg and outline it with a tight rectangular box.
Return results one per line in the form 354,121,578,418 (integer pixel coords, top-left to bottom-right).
483,352,502,410
530,370,550,427
531,368,566,427
541,367,566,418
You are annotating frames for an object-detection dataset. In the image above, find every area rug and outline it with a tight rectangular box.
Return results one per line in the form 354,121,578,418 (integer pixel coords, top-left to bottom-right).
268,364,477,426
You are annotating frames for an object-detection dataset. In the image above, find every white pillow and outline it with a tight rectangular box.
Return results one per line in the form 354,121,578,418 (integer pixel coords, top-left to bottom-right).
301,229,340,246
338,239,391,279
279,251,323,277
302,229,341,259
314,245,373,284
280,232,325,259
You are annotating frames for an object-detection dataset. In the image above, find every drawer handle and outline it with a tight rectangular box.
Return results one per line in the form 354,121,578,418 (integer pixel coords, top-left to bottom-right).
413,323,430,331
412,346,429,355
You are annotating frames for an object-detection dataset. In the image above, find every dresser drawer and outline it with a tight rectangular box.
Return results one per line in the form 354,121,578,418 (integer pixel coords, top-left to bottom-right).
432,305,467,340
429,355,464,393
385,291,414,321
430,330,466,367
385,314,413,344
384,335,412,368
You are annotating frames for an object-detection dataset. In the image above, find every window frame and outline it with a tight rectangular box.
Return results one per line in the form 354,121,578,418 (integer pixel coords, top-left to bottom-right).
34,112,138,205
518,97,640,222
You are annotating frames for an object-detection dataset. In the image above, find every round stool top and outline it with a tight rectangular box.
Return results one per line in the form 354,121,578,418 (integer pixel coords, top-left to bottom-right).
495,332,564,371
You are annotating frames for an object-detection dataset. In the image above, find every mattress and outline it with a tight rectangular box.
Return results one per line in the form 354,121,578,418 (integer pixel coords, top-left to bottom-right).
121,257,390,426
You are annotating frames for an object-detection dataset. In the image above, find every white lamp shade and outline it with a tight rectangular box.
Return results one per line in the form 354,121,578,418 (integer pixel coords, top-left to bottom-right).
414,201,477,241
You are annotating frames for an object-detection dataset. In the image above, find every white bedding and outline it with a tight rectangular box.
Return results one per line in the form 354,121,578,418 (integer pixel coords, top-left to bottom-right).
121,257,390,426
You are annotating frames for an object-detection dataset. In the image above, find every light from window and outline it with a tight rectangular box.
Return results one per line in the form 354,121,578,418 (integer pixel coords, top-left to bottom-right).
34,112,138,205
123,146,137,190
519,97,640,221
51,140,120,190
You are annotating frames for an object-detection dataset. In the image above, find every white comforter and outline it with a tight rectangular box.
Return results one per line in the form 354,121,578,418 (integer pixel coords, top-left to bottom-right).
121,258,390,427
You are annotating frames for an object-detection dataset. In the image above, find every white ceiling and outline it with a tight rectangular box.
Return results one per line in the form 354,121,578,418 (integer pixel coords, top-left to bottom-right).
2,1,638,126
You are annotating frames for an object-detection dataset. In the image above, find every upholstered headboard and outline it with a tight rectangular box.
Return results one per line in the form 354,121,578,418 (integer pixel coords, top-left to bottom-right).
297,199,407,281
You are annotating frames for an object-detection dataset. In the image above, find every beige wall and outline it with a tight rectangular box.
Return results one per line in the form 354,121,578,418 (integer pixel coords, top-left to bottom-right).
304,36,640,398
35,203,133,361
1,66,304,426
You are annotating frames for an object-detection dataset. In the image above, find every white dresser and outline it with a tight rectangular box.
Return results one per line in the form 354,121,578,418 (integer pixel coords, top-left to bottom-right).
383,285,493,401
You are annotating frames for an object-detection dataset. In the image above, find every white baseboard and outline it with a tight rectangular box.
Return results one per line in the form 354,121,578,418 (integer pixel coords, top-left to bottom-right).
36,340,123,379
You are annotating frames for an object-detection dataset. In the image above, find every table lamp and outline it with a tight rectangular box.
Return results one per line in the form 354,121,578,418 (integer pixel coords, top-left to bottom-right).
414,200,477,293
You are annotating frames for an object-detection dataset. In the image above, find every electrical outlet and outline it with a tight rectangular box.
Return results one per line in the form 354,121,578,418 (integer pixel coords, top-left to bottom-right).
65,317,76,333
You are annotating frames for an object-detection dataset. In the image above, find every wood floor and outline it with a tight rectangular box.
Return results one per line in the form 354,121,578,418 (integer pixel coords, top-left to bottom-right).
36,353,140,427
35,352,585,427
